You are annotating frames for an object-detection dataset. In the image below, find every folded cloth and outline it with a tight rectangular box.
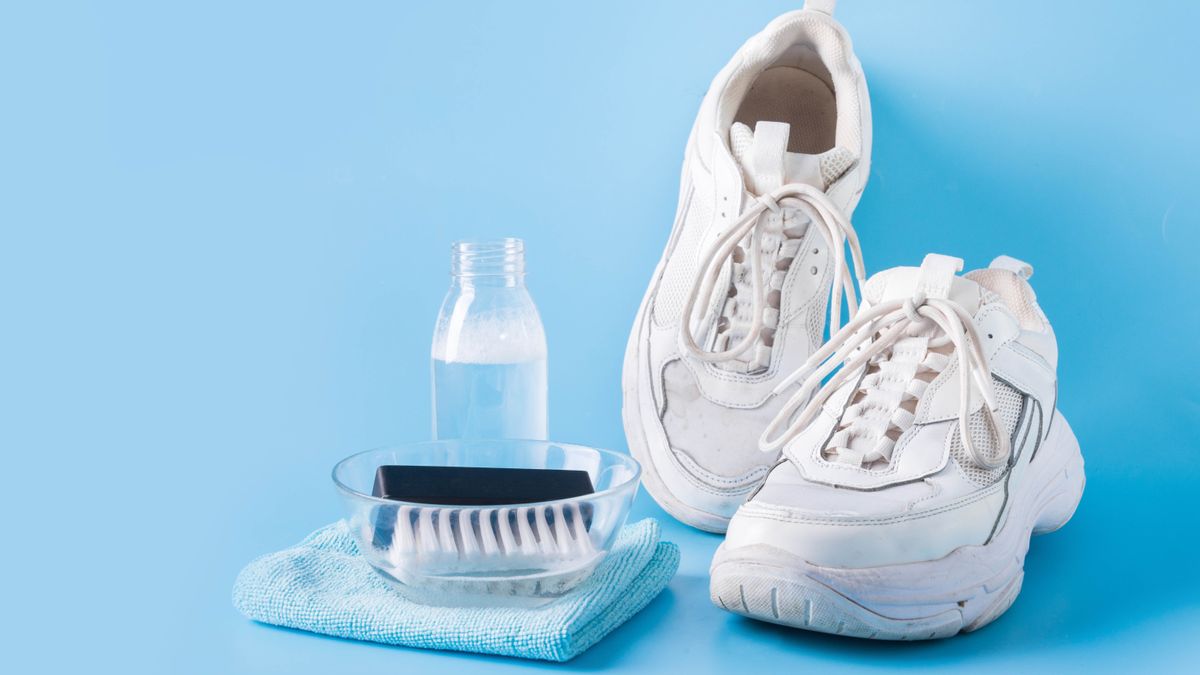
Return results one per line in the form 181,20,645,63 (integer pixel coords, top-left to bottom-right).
233,518,678,662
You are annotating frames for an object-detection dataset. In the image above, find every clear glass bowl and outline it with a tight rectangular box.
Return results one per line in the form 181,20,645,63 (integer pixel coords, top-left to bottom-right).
332,439,641,607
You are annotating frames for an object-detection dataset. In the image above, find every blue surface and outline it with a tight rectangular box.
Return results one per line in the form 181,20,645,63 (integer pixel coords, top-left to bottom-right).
3,1,1198,672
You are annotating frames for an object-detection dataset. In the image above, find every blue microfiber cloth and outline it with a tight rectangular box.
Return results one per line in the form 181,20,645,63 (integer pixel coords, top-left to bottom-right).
233,518,678,662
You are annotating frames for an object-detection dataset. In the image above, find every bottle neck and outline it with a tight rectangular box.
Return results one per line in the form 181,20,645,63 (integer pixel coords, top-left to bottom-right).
451,238,526,288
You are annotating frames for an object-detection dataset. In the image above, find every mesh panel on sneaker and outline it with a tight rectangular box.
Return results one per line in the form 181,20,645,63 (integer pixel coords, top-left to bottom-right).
653,191,712,327
819,147,854,187
949,379,1025,486
806,279,826,352
730,123,755,161
965,269,1044,331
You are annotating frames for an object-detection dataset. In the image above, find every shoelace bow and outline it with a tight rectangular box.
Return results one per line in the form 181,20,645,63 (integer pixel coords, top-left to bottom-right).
759,292,1010,470
680,183,866,364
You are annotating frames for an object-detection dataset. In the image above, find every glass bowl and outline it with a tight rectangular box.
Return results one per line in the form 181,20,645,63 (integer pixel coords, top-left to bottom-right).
332,439,641,607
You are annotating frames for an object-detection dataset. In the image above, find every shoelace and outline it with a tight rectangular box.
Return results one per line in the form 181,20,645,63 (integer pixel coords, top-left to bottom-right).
759,292,1010,470
680,183,866,364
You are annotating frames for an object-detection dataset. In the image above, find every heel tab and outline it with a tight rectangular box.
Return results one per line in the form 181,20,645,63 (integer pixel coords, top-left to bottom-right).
989,255,1033,279
804,0,837,15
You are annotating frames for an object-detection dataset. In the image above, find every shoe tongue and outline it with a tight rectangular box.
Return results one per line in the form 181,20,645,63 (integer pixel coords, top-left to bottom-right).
862,254,984,314
730,121,855,193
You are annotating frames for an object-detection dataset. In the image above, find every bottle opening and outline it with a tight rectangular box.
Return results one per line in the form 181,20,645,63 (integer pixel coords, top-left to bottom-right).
451,238,525,278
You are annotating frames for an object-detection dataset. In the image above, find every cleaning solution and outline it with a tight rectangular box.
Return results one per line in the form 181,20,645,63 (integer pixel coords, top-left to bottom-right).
431,238,548,440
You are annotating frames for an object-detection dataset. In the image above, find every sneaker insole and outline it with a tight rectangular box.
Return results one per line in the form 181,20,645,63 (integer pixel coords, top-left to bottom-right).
733,66,837,155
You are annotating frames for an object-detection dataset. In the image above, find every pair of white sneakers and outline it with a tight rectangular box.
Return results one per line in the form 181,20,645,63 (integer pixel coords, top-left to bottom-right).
622,1,1084,640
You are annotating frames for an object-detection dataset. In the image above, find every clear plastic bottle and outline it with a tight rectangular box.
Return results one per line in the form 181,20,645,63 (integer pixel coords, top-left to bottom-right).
431,238,548,440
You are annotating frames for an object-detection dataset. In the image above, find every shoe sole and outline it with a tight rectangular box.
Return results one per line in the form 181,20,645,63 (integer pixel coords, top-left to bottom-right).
710,411,1085,640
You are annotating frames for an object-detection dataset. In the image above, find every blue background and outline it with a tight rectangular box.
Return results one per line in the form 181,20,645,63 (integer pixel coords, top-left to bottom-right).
3,1,1198,672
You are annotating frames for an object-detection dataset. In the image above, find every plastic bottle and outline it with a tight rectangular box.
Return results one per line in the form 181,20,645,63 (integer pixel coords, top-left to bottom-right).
431,238,548,440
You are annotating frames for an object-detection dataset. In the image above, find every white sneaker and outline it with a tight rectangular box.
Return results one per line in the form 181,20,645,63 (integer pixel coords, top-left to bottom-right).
622,1,872,532
710,254,1086,639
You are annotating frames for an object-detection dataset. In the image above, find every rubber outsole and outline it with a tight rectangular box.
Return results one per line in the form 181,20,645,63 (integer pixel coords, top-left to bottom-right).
710,412,1085,640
